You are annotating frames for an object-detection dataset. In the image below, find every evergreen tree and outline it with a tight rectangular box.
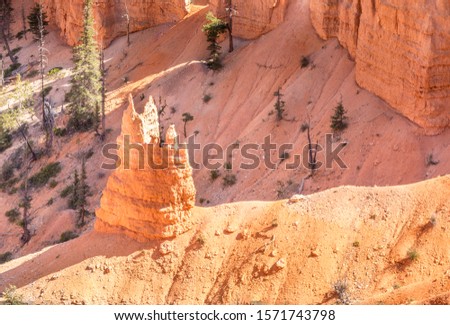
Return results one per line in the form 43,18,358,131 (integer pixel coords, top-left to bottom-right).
78,157,89,226
274,87,286,121
330,101,348,131
0,0,18,65
27,4,49,41
67,0,101,131
182,112,194,138
69,169,80,210
202,12,227,70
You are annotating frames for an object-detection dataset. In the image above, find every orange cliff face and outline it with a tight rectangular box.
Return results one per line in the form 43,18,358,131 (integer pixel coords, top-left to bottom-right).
95,95,196,241
310,0,450,133
39,0,190,46
209,0,288,39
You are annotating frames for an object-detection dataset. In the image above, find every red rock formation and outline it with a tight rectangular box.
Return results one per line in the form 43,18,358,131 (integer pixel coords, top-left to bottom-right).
209,0,288,39
95,95,196,241
310,0,450,132
39,0,189,46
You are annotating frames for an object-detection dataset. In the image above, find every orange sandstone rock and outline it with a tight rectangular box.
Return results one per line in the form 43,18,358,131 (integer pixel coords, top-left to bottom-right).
39,0,189,46
209,0,288,39
310,0,450,132
95,95,196,241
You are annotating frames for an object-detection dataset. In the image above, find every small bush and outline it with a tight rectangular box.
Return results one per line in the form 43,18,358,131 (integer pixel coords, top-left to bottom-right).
426,154,439,166
0,252,13,264
47,67,63,77
2,285,25,305
223,174,237,187
5,209,20,224
199,198,206,205
60,185,73,198
4,63,21,78
48,180,58,189
407,248,419,262
59,231,78,243
53,127,67,137
301,56,310,68
203,94,212,103
0,129,12,153
210,170,220,181
47,198,54,206
352,241,360,248
11,47,22,56
334,280,350,305
279,151,290,161
29,162,62,188
224,161,232,170
1,163,14,182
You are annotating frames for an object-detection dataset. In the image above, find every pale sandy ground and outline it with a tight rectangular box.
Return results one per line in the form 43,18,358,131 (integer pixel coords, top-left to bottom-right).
0,1,449,304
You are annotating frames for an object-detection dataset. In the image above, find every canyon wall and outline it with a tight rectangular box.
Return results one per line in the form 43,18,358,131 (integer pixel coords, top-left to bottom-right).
39,0,189,46
209,0,288,39
95,95,196,241
310,0,450,132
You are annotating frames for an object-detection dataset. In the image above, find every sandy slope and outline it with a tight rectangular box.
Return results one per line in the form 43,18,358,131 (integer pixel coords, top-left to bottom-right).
0,0,449,305
1,176,449,304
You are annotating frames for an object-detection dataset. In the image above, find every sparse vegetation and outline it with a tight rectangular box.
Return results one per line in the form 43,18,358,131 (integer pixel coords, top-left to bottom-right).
210,169,221,181
202,12,228,70
48,179,58,189
53,127,67,137
223,173,237,187
47,198,54,206
334,279,350,305
29,162,62,188
407,248,419,262
47,66,63,77
0,252,12,264
352,241,360,248
182,112,194,138
27,4,49,40
330,101,348,132
426,154,439,166
2,285,25,305
224,161,232,170
60,184,73,199
59,231,78,243
203,94,212,103
273,87,286,121
0,127,12,153
5,208,20,223
301,56,310,68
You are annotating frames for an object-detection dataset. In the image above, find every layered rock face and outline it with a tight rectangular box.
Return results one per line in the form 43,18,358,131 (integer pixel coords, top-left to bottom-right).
310,0,450,132
209,0,288,39
95,95,196,241
39,0,189,46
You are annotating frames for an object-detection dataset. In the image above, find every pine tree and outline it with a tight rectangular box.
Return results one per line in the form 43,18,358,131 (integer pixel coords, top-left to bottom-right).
69,169,80,210
202,12,227,70
274,87,285,121
0,0,18,65
182,112,194,138
330,101,348,131
78,157,89,226
67,0,101,131
27,4,49,41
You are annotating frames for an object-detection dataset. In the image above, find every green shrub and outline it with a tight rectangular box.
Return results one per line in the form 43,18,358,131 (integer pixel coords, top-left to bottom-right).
60,185,73,198
4,63,21,78
0,129,12,153
47,67,63,77
203,94,212,103
223,174,237,187
59,231,78,243
1,163,14,182
48,180,58,189
0,252,13,264
29,162,62,188
47,198,54,206
11,47,22,56
407,248,419,261
210,170,220,181
5,209,20,224
2,285,25,305
301,56,310,68
53,127,67,137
